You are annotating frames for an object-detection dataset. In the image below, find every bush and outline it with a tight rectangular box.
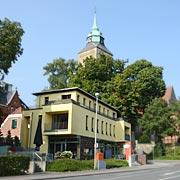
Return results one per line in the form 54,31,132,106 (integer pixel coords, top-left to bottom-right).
47,159,93,172
155,155,180,160
46,158,128,172
106,159,128,169
139,134,150,143
0,155,30,176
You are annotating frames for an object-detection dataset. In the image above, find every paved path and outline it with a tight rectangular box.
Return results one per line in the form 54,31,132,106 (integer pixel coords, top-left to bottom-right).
1,160,180,180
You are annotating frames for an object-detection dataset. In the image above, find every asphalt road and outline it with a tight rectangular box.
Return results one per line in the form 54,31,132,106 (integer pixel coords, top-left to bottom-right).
53,165,180,180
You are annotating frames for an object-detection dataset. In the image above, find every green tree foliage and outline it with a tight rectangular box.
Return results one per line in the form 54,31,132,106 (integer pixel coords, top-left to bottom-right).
169,99,180,140
138,98,177,143
44,57,165,130
0,18,24,75
0,18,24,124
139,134,150,143
68,54,127,97
106,60,166,128
43,58,77,89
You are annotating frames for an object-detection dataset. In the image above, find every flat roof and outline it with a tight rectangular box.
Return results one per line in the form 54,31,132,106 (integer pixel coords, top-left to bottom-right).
33,87,119,112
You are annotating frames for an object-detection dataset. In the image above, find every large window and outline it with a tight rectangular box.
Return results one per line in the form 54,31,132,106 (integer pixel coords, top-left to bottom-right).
52,113,68,130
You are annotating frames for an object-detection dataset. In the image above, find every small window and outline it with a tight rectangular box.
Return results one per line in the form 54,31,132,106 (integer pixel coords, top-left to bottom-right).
45,97,49,105
62,94,71,99
101,121,104,134
110,124,112,136
91,117,94,132
113,112,116,119
77,95,80,103
106,122,108,135
97,119,99,133
99,106,101,113
12,119,17,129
113,125,116,137
103,108,105,115
83,98,86,106
107,109,109,117
86,115,88,130
89,101,91,109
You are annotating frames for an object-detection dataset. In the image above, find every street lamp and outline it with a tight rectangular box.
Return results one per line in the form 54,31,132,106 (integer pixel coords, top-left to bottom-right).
94,92,99,170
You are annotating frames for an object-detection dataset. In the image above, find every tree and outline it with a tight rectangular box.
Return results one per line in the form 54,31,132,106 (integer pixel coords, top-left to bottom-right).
43,58,77,89
68,54,127,96
44,57,165,131
169,99,180,139
0,18,24,76
106,59,166,129
138,98,176,143
0,18,24,124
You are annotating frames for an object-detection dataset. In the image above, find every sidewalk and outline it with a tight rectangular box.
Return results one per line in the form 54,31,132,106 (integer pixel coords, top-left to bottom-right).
1,160,180,180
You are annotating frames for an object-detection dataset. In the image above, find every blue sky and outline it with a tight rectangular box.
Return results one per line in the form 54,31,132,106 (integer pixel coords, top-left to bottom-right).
1,0,180,107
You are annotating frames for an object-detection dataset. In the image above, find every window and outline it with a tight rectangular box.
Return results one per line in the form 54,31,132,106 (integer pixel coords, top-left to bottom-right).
12,119,17,129
106,122,108,135
97,119,99,133
103,108,105,115
77,95,80,103
44,97,49,105
99,106,101,113
113,112,116,119
52,113,68,130
62,94,71,99
94,103,96,110
107,109,109,116
110,124,112,136
86,115,88,130
113,125,116,137
101,121,104,134
91,117,94,132
89,101,91,109
83,98,86,106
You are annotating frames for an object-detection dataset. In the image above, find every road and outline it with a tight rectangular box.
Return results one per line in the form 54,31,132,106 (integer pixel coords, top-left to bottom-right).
48,165,180,180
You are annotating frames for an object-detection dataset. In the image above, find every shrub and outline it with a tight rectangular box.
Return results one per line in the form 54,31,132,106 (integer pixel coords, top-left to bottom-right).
0,155,30,176
46,158,128,172
47,159,93,172
139,134,150,143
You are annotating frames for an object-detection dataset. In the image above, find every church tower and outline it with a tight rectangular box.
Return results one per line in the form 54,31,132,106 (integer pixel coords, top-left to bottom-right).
78,12,113,64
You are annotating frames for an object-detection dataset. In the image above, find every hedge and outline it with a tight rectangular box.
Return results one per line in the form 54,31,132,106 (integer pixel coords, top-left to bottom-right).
47,158,129,172
0,155,30,176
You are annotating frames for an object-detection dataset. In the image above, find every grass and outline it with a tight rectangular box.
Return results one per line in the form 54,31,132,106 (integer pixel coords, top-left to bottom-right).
46,158,128,172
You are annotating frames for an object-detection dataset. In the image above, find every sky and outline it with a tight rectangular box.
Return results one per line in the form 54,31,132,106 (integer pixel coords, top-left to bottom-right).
1,0,180,107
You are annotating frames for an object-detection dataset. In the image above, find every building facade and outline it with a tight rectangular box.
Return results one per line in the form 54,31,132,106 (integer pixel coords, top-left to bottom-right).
21,87,131,159
0,107,22,139
0,82,28,125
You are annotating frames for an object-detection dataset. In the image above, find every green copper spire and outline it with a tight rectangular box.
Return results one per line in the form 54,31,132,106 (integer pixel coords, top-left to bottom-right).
92,11,99,31
87,11,103,43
